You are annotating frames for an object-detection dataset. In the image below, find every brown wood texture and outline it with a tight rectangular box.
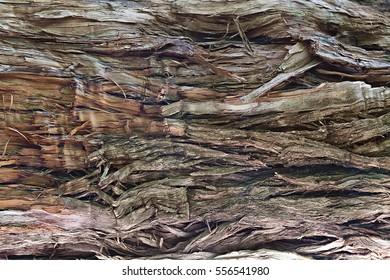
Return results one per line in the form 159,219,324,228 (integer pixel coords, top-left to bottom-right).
0,0,389,259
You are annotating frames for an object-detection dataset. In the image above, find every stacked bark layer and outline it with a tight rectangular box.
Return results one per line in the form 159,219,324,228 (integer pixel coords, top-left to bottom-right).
0,0,389,259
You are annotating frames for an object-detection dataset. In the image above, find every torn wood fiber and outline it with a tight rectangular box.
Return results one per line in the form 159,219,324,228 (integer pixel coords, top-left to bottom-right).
0,0,390,260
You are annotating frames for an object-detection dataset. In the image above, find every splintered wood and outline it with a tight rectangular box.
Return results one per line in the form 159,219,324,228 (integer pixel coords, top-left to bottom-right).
0,0,389,259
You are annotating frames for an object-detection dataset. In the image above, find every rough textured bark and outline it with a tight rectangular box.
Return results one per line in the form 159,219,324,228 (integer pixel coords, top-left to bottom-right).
0,0,389,259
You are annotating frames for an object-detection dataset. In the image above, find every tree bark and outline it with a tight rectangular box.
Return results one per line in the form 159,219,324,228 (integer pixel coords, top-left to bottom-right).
0,0,389,259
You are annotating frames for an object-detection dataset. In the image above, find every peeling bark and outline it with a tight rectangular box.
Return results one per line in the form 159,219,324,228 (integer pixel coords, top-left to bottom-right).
0,0,390,259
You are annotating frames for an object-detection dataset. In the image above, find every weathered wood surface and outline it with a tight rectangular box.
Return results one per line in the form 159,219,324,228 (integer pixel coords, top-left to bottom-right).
0,0,390,259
